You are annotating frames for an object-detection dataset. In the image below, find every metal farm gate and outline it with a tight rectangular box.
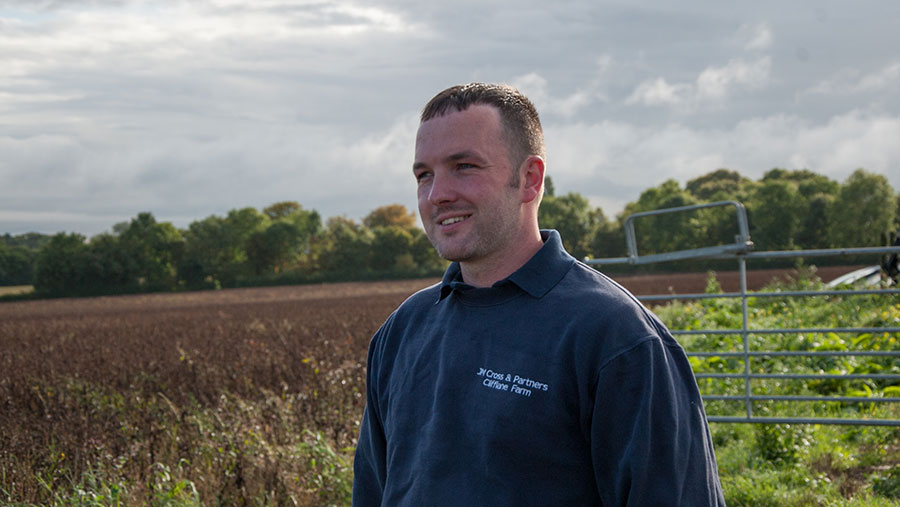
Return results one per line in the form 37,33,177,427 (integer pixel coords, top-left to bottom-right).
586,201,900,426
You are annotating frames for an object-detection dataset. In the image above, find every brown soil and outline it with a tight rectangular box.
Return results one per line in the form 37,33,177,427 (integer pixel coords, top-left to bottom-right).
0,265,869,318
606,265,869,296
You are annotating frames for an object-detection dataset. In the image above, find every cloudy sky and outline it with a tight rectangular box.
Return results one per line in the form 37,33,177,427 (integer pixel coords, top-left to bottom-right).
1,0,899,236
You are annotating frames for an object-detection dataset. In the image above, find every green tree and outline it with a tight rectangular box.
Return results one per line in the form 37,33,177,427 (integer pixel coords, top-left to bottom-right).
0,243,34,286
796,193,836,249
263,201,302,220
283,206,322,253
33,233,90,295
685,169,752,202
588,218,626,260
621,179,699,255
539,192,599,259
363,204,417,229
179,208,267,286
226,207,269,247
118,212,183,289
179,215,232,287
894,191,900,233
742,168,842,250
246,221,304,274
683,169,757,249
791,170,839,197
829,169,896,247
409,228,445,273
1,232,51,250
247,203,322,275
81,233,142,293
370,225,415,272
360,204,444,275
746,178,804,250
262,201,323,249
317,217,374,276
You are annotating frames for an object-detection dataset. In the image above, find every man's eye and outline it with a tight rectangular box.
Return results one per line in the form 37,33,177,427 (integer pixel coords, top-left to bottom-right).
415,171,431,182
457,163,476,170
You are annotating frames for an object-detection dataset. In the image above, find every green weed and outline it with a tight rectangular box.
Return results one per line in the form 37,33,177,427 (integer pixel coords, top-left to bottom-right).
655,272,900,505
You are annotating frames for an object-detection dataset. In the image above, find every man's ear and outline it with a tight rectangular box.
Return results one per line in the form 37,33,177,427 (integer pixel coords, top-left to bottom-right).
520,155,545,204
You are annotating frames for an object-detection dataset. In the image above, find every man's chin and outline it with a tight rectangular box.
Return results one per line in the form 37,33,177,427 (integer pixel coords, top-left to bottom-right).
432,243,471,263
428,230,481,262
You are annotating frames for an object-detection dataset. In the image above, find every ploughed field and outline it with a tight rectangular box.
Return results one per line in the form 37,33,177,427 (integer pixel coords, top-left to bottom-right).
611,264,865,295
0,266,869,503
0,280,433,503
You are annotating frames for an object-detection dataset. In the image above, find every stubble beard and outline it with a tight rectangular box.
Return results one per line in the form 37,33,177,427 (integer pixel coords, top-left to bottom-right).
426,189,522,265
428,222,515,264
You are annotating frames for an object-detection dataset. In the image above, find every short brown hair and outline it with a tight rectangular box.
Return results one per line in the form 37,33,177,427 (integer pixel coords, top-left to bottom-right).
420,83,545,171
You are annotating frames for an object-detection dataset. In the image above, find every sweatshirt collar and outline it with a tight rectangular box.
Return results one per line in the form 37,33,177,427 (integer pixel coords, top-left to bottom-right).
438,230,575,302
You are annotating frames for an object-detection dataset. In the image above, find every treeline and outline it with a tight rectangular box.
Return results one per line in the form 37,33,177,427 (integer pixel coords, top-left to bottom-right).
2,203,444,297
541,167,899,267
1,167,898,296
0,233,49,286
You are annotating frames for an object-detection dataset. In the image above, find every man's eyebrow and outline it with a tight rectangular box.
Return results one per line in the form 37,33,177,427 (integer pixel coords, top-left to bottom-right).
413,151,485,172
447,150,483,163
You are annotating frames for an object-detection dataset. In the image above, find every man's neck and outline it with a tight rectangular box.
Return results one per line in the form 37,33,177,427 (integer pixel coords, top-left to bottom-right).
458,229,544,288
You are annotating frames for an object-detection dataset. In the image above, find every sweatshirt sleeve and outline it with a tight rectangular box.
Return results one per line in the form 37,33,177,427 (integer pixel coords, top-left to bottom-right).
590,336,725,506
352,331,388,507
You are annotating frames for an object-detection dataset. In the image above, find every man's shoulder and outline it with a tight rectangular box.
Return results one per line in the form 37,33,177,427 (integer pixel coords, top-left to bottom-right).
549,261,674,346
396,280,442,311
554,260,641,306
377,281,442,330
368,281,441,359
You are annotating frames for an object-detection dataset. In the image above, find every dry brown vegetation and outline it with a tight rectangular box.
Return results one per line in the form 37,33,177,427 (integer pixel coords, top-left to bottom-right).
0,280,435,505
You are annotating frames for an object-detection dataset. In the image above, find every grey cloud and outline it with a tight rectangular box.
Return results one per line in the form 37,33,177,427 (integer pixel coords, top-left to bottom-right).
544,109,900,220
805,62,900,96
2,0,900,236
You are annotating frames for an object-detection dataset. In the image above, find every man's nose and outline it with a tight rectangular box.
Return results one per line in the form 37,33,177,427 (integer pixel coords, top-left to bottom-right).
427,170,457,205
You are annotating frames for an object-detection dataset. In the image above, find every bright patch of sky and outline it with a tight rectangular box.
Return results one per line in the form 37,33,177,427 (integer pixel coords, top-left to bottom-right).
1,0,898,235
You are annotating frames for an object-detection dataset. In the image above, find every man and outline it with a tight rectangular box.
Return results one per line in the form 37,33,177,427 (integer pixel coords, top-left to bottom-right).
352,83,725,506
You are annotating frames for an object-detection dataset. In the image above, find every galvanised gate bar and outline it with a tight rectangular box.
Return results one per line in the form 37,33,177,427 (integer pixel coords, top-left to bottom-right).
586,201,900,426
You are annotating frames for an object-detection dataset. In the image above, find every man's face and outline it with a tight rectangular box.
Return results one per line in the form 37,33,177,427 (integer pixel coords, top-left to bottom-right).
413,104,525,266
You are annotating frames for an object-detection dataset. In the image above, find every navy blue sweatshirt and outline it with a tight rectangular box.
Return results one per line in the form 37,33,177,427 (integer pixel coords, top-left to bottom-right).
353,230,725,506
